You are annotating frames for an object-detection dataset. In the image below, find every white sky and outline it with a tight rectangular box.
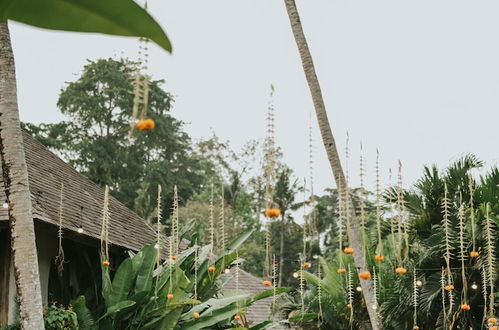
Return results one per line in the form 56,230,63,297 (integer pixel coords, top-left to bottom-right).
9,0,499,194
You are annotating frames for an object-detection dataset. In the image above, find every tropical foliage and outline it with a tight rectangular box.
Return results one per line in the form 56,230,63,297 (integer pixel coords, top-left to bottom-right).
278,156,499,330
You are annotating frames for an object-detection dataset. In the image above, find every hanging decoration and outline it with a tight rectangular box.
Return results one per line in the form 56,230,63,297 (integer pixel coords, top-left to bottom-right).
272,254,278,306
442,184,454,317
372,267,380,319
484,204,496,320
358,143,370,280
394,161,406,274
55,183,65,274
308,114,318,240
347,265,354,324
374,150,384,262
130,1,154,133
468,173,479,258
413,271,419,329
317,261,323,325
457,201,470,311
263,85,278,285
167,186,180,300
100,185,110,267
219,183,227,270
156,184,162,266
441,267,447,328
343,132,353,254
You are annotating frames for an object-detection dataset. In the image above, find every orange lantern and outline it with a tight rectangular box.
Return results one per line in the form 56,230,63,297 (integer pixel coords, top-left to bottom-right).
395,267,407,275
136,118,155,131
359,271,371,280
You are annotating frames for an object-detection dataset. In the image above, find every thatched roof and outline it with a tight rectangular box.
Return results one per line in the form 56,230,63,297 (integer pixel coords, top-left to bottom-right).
0,131,158,252
221,269,288,329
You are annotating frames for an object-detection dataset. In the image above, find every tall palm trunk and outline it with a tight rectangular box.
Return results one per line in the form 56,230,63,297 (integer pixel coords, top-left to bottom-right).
0,22,45,329
282,1,380,328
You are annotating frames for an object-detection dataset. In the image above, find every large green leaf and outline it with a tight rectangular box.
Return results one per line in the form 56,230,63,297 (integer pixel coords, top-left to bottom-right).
108,258,134,307
227,229,254,253
0,0,171,52
134,244,157,294
246,287,291,305
249,321,273,330
99,300,136,320
179,304,240,330
184,293,249,318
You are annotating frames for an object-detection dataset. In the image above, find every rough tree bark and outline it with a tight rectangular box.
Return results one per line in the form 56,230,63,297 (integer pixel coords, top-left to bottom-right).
282,1,381,328
0,22,45,329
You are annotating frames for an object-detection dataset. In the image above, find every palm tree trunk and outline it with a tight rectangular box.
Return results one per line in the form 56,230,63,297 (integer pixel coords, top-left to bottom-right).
282,1,380,328
0,22,45,329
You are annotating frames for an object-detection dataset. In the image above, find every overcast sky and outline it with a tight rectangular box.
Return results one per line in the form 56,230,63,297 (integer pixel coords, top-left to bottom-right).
9,0,499,194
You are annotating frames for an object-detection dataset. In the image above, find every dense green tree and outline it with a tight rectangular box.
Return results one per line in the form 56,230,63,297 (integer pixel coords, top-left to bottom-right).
23,58,212,218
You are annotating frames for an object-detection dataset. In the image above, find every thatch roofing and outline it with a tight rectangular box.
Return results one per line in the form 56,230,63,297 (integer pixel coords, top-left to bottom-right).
222,269,288,329
0,131,158,252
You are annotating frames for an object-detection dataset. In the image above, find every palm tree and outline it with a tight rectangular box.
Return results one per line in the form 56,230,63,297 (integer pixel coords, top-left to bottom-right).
0,22,45,328
282,1,380,328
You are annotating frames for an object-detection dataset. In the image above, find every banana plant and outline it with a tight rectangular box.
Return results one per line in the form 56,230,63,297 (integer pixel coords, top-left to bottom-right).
71,229,290,329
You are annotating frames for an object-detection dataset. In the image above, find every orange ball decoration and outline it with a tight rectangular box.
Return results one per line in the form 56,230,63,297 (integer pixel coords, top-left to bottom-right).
460,304,471,311
490,326,498,330
337,268,347,274
488,317,498,324
470,251,479,258
167,293,174,299
136,118,155,131
395,267,407,275
374,254,385,262
301,262,311,268
265,208,281,218
413,326,419,330
343,247,354,254
263,280,272,287
359,271,371,280
193,312,200,319
347,304,353,309
170,256,177,261
102,260,110,267
444,285,454,291
208,266,216,272
234,315,241,321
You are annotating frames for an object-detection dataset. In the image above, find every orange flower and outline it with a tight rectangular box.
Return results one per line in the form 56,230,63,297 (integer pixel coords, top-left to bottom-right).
374,254,385,262
490,326,498,330
265,208,281,218
263,280,272,287
234,315,241,321
167,293,174,299
343,247,354,254
193,312,200,319
337,268,346,274
460,304,471,311
136,118,155,131
208,266,216,272
301,262,311,268
102,260,110,267
470,251,479,258
395,267,407,275
488,317,498,324
359,271,371,280
170,256,177,261
413,326,419,330
444,285,454,291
